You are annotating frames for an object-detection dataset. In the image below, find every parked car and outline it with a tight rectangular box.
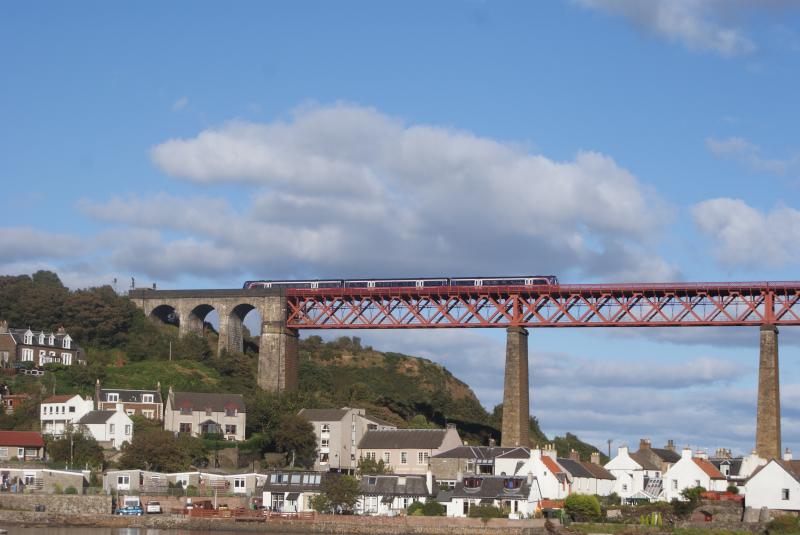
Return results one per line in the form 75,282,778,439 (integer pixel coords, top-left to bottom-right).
145,501,162,514
116,496,143,516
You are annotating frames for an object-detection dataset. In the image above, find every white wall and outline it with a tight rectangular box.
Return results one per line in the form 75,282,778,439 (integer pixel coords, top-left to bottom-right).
745,461,800,511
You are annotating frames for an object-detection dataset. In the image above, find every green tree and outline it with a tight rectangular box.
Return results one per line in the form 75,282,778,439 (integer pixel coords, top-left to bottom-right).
118,429,207,472
47,430,105,469
273,414,317,468
317,474,360,514
62,286,136,348
564,494,601,521
407,414,439,429
356,457,392,475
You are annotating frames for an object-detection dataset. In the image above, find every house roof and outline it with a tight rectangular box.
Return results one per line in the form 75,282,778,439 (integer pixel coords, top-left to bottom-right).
6,328,81,351
495,447,531,459
581,461,616,480
433,446,526,460
651,448,681,464
557,458,595,478
77,410,116,424
262,471,327,493
710,457,743,477
298,408,348,422
359,475,430,497
693,458,727,480
361,414,395,427
101,389,162,404
541,456,564,474
359,429,449,450
43,394,79,404
171,392,245,412
0,431,45,447
629,451,661,471
448,476,530,500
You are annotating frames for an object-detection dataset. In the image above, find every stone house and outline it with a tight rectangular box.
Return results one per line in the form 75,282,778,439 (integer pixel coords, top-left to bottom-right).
357,426,463,476
75,405,134,449
262,471,326,512
0,321,84,367
662,448,728,501
357,473,433,515
164,388,246,441
95,380,164,420
40,394,94,438
634,439,682,474
745,456,800,512
0,431,45,461
298,407,396,473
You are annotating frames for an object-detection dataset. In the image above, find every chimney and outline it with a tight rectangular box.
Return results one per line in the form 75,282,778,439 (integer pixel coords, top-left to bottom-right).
116,402,124,413
785,448,793,461
488,437,496,448
639,438,651,450
57,325,66,335
456,470,463,482
426,469,433,495
695,450,708,460
0,320,8,333
527,471,534,485
665,440,675,452
590,452,601,465
94,379,101,409
569,449,580,461
618,445,629,458
681,447,692,460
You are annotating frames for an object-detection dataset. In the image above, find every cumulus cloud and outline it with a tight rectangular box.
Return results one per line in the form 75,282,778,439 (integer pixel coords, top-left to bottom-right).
128,104,678,282
706,137,797,175
573,0,799,56
692,198,800,269
0,227,86,263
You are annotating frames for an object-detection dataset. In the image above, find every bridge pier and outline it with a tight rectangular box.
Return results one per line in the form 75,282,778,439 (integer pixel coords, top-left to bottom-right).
502,326,530,447
756,324,781,459
258,296,299,392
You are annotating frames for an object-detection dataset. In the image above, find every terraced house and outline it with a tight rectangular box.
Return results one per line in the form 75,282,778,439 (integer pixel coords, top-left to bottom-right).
95,379,163,420
164,388,246,441
0,321,84,367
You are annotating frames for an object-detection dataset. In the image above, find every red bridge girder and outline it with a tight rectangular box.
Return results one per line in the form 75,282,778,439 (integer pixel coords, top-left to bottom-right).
285,282,800,329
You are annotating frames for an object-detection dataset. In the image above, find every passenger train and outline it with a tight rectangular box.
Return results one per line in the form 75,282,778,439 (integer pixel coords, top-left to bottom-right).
243,276,559,290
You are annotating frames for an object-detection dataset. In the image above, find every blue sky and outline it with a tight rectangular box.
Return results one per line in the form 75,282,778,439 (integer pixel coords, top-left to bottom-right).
2,0,800,455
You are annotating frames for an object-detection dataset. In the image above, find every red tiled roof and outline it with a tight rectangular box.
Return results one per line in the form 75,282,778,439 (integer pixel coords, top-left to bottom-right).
43,394,76,403
693,458,726,479
0,431,45,448
541,456,564,474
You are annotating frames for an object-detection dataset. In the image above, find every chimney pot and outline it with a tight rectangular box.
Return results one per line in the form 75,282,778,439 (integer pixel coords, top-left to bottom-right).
569,450,580,461
784,448,793,461
639,438,651,449
590,452,601,465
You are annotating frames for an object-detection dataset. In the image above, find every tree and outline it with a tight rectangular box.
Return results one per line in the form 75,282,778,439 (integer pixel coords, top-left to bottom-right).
273,414,317,468
47,430,104,469
118,429,207,472
408,414,439,429
564,494,601,522
356,456,392,475
316,474,360,514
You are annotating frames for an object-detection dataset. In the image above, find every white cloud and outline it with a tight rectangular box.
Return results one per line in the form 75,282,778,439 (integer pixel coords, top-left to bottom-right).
573,0,799,56
692,198,800,269
706,136,796,175
0,227,86,263
171,96,189,112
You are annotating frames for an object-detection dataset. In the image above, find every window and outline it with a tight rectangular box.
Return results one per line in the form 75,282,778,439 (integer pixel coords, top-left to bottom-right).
142,410,154,419
21,348,34,361
225,408,237,417
109,424,115,434
0,350,8,364
180,407,192,415
0,447,7,458
124,425,131,435
39,350,45,359
321,424,330,433
418,452,429,464
383,452,390,464
366,452,376,461
69,406,75,413
23,331,32,344
321,438,329,448
118,475,130,485
622,484,628,492
672,480,678,490
367,477,377,485
126,410,135,416
694,480,701,488
63,336,71,349
179,423,192,433
142,394,154,403
48,334,54,345
61,353,71,365
107,393,119,402
225,424,236,435
38,333,44,344
234,478,246,489
25,474,35,485
783,488,790,500
17,448,24,458
401,452,408,464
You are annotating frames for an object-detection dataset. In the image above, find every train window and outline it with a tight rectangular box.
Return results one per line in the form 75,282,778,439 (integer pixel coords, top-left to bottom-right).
317,281,342,288
374,280,417,288
344,281,371,288
450,279,477,286
422,279,448,287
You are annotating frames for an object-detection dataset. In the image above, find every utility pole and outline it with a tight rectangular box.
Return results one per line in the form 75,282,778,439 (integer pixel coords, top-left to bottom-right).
607,439,612,459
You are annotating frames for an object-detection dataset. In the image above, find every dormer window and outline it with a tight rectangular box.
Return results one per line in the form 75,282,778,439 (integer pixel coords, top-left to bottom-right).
23,330,33,344
38,333,45,345
48,334,54,346
142,394,154,403
62,335,71,349
463,477,482,489
107,393,119,402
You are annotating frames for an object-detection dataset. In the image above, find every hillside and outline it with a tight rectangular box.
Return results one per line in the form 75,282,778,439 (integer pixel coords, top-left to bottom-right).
0,270,606,461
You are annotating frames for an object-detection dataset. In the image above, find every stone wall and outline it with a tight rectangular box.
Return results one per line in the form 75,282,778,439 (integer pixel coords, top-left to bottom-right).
0,493,112,514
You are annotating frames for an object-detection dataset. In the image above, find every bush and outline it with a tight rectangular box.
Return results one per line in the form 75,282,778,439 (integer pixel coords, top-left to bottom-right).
53,483,63,494
468,505,506,519
726,484,739,495
422,501,445,516
767,514,800,534
407,501,425,515
64,486,78,495
564,494,601,522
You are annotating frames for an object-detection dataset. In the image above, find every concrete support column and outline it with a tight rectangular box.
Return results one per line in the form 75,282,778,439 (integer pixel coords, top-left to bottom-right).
258,296,299,392
217,308,244,356
756,324,781,459
502,326,530,447
178,305,204,338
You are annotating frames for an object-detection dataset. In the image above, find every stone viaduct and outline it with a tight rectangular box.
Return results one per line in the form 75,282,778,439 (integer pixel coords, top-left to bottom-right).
129,288,784,460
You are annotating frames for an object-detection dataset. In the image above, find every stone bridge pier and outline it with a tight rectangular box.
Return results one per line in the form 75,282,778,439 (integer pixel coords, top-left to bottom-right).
129,289,297,391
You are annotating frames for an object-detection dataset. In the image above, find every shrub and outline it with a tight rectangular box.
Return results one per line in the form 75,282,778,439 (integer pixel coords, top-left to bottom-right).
564,494,601,522
64,486,78,495
407,501,425,515
468,505,506,519
53,483,63,494
767,514,800,534
422,501,445,516
726,484,739,495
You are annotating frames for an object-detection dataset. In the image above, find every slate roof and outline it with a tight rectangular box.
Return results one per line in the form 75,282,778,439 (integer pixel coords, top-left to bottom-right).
630,451,661,471
581,461,616,480
710,457,743,477
0,431,45,447
262,472,327,493
101,389,162,404
77,410,116,424
6,329,81,351
434,446,526,460
651,448,681,464
359,429,449,450
171,392,245,412
298,408,348,422
693,458,726,480
42,394,79,404
362,414,396,427
359,475,430,496
445,476,530,500
557,458,595,478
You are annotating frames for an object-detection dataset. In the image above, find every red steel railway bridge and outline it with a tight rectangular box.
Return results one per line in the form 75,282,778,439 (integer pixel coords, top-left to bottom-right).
130,281,800,459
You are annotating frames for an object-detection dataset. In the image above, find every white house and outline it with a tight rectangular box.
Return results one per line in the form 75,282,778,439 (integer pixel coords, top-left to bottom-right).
662,448,727,501
40,394,94,438
262,471,326,512
439,474,536,518
745,457,800,512
75,404,133,449
357,474,433,516
493,446,569,502
558,452,616,497
604,445,663,502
